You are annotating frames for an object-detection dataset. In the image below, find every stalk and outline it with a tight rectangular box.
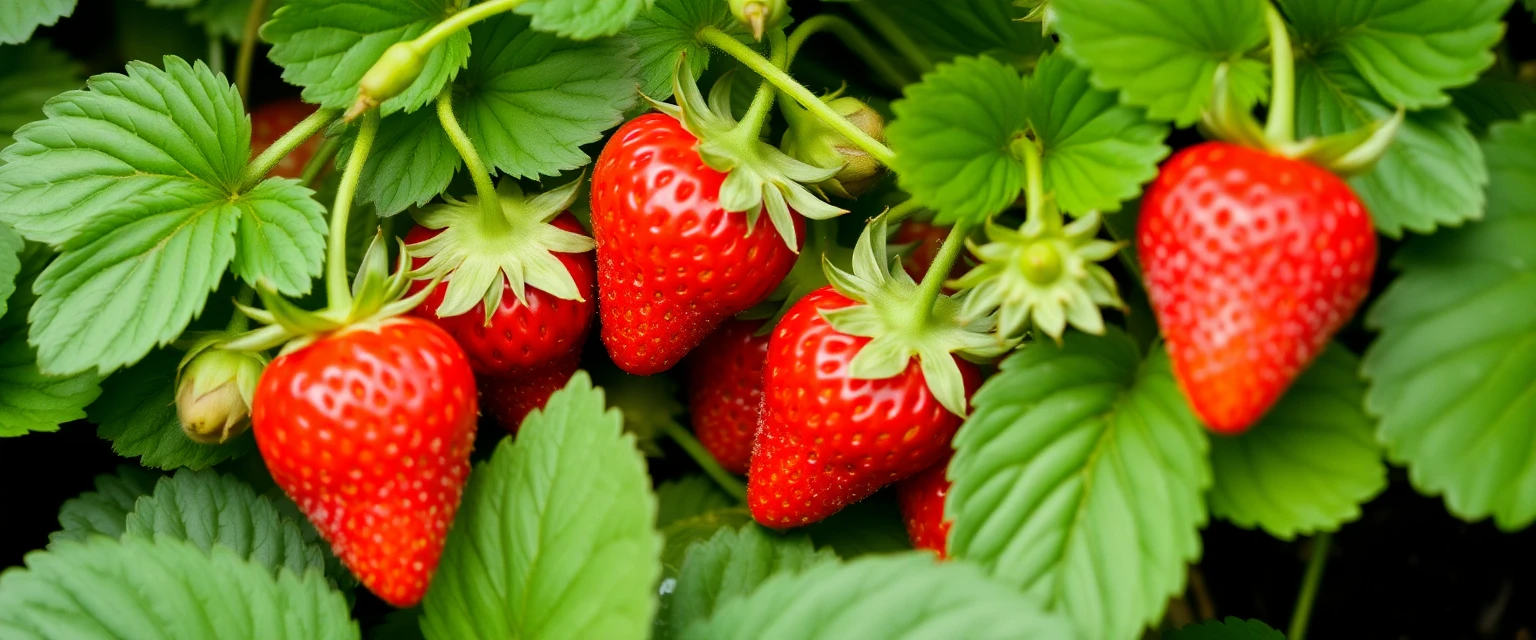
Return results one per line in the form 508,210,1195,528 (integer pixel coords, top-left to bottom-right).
412,0,526,53
1263,2,1296,143
849,2,933,74
436,90,506,232
240,107,342,190
326,111,380,311
234,0,271,103
785,14,909,87
909,218,974,324
1288,532,1333,640
660,420,748,502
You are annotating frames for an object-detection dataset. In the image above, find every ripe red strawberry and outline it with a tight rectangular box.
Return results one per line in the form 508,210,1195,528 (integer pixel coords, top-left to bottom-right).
897,452,952,558
250,97,322,179
250,317,477,607
405,211,595,377
479,349,582,433
748,286,982,528
589,112,803,375
1139,141,1376,433
685,319,770,475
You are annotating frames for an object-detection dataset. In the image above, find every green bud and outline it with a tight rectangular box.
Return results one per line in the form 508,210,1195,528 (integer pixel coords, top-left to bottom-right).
348,42,425,120
176,347,265,445
780,93,888,199
1020,241,1062,285
728,0,788,40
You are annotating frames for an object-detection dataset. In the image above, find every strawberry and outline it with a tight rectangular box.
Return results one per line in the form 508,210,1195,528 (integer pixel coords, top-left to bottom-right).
250,316,477,607
250,97,322,179
897,452,953,558
479,349,582,433
1138,141,1376,433
685,319,770,475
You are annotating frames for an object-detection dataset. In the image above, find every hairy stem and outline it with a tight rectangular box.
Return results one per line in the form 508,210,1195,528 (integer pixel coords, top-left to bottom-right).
660,420,748,502
850,2,932,75
700,26,897,167
884,199,925,224
1015,135,1060,233
1264,2,1296,144
911,218,974,324
234,0,270,103
436,89,506,232
732,30,788,144
414,0,527,53
240,107,342,190
1288,532,1333,640
786,14,909,87
327,111,380,312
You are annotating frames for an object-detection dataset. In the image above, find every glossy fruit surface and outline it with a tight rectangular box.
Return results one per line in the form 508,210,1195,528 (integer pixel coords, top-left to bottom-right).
250,317,478,607
250,97,322,179
590,112,801,375
685,319,769,475
480,348,583,433
1139,141,1376,433
748,286,979,528
897,453,952,558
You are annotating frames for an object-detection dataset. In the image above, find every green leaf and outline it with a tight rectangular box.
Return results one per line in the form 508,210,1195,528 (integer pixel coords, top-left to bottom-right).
0,273,103,437
888,55,1028,224
1363,113,1536,531
263,0,471,115
1278,0,1511,110
659,508,753,576
0,536,358,640
0,0,75,44
231,179,328,294
1165,617,1285,640
627,0,747,102
420,373,660,640
662,524,836,639
90,349,255,470
1051,0,1269,127
680,553,1075,639
1296,52,1487,237
948,327,1210,640
515,0,652,40
50,466,161,546
863,0,1048,68
0,42,84,149
0,223,21,319
124,468,330,579
1451,76,1536,137
349,107,457,217
1208,345,1387,540
656,475,735,529
1025,52,1169,216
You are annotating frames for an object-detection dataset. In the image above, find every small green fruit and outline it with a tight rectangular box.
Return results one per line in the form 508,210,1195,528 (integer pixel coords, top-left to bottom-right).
781,94,888,199
348,42,425,119
176,346,266,445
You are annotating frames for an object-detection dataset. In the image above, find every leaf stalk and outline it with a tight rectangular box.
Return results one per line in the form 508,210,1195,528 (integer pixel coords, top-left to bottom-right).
436,89,507,233
1288,531,1333,640
326,111,380,312
240,107,342,191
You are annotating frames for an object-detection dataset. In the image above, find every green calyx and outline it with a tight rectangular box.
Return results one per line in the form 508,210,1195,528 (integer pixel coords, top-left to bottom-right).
728,0,788,41
347,41,426,120
648,55,845,251
951,209,1124,342
408,177,593,323
175,334,267,445
780,88,888,199
819,217,1016,417
224,231,438,355
1017,0,1057,37
739,220,853,333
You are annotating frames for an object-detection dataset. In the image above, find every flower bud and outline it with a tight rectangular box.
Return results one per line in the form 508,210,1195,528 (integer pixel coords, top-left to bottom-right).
177,347,265,445
780,93,888,199
729,0,788,40
348,42,425,120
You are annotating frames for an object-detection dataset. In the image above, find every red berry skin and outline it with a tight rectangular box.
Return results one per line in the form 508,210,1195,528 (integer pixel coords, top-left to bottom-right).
748,286,980,528
250,318,478,608
897,453,952,558
590,112,803,376
1139,142,1376,434
250,97,321,179
479,348,582,433
406,213,595,377
685,319,770,475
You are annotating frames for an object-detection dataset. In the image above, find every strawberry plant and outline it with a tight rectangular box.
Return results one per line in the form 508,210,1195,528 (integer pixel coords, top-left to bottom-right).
2,0,1536,638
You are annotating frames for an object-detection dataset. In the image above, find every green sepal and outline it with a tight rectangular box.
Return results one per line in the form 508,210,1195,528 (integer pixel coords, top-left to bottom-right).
1017,0,1058,37
647,55,845,250
951,207,1124,342
407,177,593,323
818,217,1016,416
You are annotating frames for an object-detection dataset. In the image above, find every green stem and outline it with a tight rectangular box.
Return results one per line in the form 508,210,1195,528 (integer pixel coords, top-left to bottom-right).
240,107,342,190
730,30,788,145
298,136,341,187
850,2,932,74
1263,2,1296,144
226,285,256,332
910,218,974,323
1015,135,1060,233
1288,532,1333,640
327,111,379,312
660,420,748,502
884,199,925,224
207,36,226,76
700,26,897,168
785,14,909,87
234,0,270,104
413,0,526,53
436,89,506,232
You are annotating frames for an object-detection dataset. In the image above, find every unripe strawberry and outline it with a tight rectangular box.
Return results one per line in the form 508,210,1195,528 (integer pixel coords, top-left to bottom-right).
781,94,888,198
176,345,265,445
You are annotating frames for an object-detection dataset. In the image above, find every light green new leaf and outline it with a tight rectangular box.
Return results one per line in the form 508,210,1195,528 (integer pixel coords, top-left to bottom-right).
1052,0,1269,127
0,0,75,44
1279,0,1511,110
860,0,1047,68
263,0,470,115
1451,76,1536,137
515,0,653,40
1296,53,1486,237
0,536,358,640
420,373,660,640
627,0,747,101
1209,345,1387,540
1165,617,1285,640
680,553,1077,639
661,525,835,639
888,56,1028,224
656,475,735,529
460,14,638,179
0,42,84,148
0,224,20,317
90,349,255,470
124,468,330,579
50,466,160,546
230,179,329,295
1025,52,1169,216
1364,113,1536,531
948,328,1210,640
349,107,457,217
